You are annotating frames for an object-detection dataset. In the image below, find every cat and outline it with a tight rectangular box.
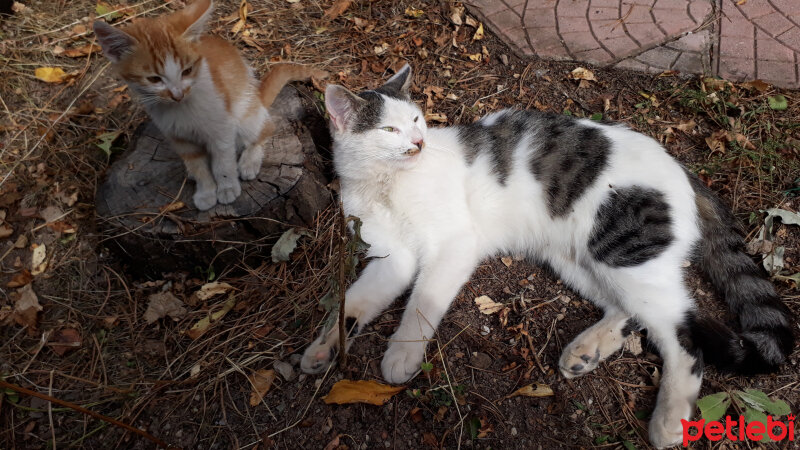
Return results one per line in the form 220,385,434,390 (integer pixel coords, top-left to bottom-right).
93,0,327,210
300,64,794,448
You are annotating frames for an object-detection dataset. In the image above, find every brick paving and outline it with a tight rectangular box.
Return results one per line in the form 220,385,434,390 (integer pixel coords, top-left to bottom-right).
468,0,800,89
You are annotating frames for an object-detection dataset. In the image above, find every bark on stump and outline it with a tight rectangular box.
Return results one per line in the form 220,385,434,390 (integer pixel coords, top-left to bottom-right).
96,86,332,274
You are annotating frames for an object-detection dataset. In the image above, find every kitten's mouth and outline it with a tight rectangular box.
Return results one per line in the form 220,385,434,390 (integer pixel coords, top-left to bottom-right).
404,147,421,156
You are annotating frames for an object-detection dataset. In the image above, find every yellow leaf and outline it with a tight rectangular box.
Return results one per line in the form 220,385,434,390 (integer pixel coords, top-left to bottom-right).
500,256,513,268
185,294,236,340
570,67,596,82
195,281,233,301
404,7,424,18
424,112,448,123
467,53,482,62
31,243,47,275
474,295,504,315
35,67,67,83
249,369,276,406
505,383,554,399
322,379,405,405
472,23,484,41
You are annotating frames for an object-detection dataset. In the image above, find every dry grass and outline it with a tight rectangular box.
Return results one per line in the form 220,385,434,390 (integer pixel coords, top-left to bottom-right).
0,1,798,449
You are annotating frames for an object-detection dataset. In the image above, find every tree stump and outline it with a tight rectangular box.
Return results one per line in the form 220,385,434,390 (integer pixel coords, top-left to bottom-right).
97,86,332,274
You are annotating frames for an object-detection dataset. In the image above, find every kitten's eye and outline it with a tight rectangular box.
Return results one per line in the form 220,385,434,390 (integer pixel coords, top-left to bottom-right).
147,75,162,83
381,126,397,132
413,116,419,123
182,66,193,77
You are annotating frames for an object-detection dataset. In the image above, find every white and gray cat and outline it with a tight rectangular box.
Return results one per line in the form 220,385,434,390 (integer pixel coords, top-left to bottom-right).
300,65,793,448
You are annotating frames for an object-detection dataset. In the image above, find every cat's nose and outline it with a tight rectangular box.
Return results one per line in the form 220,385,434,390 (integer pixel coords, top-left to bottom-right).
169,88,184,102
412,138,424,149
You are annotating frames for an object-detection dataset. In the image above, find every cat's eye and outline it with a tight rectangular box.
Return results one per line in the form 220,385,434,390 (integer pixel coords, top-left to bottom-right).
182,66,193,76
381,126,397,132
147,75,162,83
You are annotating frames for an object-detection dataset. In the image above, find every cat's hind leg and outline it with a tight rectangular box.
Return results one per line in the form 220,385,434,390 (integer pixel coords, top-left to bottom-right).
559,309,634,378
300,243,417,374
170,139,217,211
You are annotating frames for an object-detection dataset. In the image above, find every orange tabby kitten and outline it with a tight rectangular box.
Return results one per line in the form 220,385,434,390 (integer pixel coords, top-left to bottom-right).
94,0,328,210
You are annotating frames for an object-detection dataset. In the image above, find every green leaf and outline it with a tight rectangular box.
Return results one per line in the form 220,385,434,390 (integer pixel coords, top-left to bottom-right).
622,440,637,450
271,228,312,263
96,2,123,20
468,417,481,440
594,435,609,444
768,95,788,110
743,407,771,442
95,131,121,156
421,362,433,373
634,409,650,420
590,113,603,121
696,392,731,422
734,389,790,416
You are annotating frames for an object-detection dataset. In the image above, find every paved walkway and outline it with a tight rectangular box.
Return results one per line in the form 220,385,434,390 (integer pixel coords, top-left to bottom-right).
467,0,800,89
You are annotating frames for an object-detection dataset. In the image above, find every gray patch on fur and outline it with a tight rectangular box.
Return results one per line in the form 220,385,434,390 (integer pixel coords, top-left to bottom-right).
457,110,530,185
588,187,673,267
351,91,384,133
529,114,610,216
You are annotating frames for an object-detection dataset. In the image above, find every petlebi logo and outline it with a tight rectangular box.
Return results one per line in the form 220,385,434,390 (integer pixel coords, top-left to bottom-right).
682,389,795,446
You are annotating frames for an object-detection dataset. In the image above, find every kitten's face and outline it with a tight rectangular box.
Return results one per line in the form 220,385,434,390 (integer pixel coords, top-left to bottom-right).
94,0,210,105
326,65,427,170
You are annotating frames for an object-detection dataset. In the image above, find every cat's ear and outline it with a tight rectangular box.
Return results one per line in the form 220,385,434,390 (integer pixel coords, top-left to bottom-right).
180,0,213,41
93,21,138,63
377,63,412,99
326,85,366,133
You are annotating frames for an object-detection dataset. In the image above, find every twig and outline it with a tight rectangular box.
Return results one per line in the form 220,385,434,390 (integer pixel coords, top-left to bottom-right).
48,371,56,450
0,378,176,449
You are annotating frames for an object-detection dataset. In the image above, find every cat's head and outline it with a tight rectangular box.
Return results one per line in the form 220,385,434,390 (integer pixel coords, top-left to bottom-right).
325,64,427,175
93,0,212,105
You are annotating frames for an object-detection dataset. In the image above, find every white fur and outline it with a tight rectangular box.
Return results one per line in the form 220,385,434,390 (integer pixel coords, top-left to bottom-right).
303,78,705,447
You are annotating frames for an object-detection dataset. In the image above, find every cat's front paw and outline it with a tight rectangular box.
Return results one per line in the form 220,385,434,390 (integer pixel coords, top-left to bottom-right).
216,178,241,204
300,335,337,374
381,341,425,384
237,149,263,181
649,398,693,448
193,188,218,211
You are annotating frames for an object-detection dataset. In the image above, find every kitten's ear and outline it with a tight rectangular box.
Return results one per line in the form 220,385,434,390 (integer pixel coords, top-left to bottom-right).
376,63,412,99
326,85,366,133
93,21,137,63
180,0,213,41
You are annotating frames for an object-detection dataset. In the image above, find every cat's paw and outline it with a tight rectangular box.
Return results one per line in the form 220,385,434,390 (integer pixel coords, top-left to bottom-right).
193,188,218,211
559,347,601,378
238,149,263,181
559,317,628,378
649,397,693,448
300,335,337,374
381,341,424,385
216,179,241,204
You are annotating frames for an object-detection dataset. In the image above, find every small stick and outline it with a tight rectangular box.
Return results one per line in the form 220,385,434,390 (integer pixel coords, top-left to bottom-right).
337,203,347,368
0,379,176,449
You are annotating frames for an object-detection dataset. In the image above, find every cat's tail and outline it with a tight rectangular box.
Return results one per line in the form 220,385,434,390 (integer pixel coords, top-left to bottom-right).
687,172,794,374
259,63,329,108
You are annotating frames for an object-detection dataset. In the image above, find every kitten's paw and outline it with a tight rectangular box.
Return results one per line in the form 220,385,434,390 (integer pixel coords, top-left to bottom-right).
216,179,241,204
238,150,263,181
559,347,601,378
649,398,692,448
381,341,424,385
559,316,629,378
300,335,337,374
193,189,218,211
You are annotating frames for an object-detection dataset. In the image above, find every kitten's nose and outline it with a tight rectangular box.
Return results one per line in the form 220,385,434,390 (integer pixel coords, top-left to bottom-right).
412,138,424,149
169,88,184,102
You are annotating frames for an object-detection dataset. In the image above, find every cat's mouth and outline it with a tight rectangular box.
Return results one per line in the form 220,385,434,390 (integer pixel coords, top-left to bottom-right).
404,147,421,156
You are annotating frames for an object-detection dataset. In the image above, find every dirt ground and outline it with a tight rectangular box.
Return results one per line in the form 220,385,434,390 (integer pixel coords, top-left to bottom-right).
1,1,799,449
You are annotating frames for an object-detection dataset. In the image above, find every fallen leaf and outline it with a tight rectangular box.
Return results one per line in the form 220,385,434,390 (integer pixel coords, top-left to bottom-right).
500,256,513,268
40,205,64,223
285,0,300,3
159,201,185,214
63,43,101,58
30,243,47,275
505,383,554,399
467,53,482,62
323,435,341,450
271,228,311,262
768,95,788,111
14,234,27,249
404,7,424,18
741,79,770,92
623,332,643,355
705,129,728,154
449,4,464,25
0,223,12,239
49,328,81,356
273,360,294,380
570,67,596,82
638,91,660,106
675,119,696,133
322,379,405,405
143,291,187,324
7,270,33,288
95,130,122,156
465,15,478,28
13,284,42,330
185,294,236,340
474,295,504,314
35,67,68,83
95,1,125,20
425,112,447,123
373,42,389,55
472,23,484,41
12,1,31,13
323,0,351,20
231,0,248,34
248,369,276,406
195,281,233,300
